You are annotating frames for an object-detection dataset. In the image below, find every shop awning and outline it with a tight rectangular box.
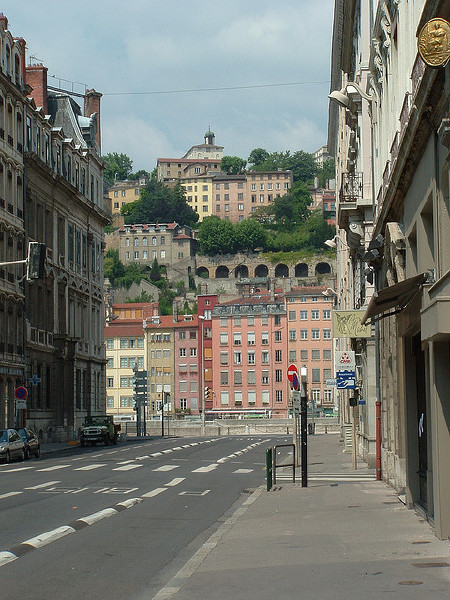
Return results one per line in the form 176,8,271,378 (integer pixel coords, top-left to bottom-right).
361,272,428,324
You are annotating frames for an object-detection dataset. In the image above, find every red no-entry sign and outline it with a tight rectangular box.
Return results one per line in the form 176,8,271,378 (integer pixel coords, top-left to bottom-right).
287,364,298,383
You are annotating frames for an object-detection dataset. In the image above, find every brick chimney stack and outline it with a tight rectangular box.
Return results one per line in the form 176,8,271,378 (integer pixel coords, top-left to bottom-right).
84,89,102,153
25,65,48,114
0,13,8,31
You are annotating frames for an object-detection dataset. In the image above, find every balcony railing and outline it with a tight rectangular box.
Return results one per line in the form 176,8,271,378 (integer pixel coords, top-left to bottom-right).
340,172,363,203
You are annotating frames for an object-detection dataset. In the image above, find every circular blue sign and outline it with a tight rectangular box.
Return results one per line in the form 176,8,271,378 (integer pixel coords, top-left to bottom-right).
15,386,28,399
292,371,300,391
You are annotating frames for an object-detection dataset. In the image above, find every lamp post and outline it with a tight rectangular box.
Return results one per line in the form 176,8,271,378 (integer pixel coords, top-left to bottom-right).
198,315,206,436
300,365,308,487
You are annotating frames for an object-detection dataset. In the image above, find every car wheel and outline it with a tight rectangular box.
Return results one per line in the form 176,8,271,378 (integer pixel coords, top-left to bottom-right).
19,449,25,461
24,448,30,460
35,447,41,459
6,450,10,464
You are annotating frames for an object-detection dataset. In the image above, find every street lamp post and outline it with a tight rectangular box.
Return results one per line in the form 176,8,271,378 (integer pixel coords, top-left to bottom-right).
300,366,308,488
198,315,206,436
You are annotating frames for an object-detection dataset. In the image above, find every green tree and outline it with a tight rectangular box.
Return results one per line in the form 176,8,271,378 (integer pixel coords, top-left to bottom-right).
234,218,268,253
220,155,247,174
104,249,125,286
128,169,151,181
102,152,133,184
122,180,199,226
198,216,236,256
248,147,270,166
253,181,312,232
316,158,335,188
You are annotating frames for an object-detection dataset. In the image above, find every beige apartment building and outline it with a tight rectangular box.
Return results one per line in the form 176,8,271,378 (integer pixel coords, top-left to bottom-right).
106,178,148,227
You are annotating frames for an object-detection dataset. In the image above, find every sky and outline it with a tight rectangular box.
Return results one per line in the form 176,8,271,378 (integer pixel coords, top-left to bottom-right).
4,0,334,173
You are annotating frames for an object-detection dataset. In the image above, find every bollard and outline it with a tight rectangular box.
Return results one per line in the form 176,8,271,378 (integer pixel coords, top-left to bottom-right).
266,447,273,491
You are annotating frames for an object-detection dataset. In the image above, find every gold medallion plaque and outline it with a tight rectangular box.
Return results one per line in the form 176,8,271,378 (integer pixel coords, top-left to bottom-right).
418,18,450,67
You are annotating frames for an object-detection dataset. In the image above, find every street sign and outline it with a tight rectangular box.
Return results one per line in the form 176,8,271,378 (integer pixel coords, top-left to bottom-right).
291,371,300,391
287,364,298,383
15,386,28,400
336,370,356,389
15,398,27,409
326,378,337,387
292,391,300,412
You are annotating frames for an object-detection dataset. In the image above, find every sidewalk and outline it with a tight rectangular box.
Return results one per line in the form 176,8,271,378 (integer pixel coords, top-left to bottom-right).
154,433,450,600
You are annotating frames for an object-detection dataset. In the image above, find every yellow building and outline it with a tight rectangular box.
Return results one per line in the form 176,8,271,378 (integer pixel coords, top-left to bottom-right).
107,177,148,226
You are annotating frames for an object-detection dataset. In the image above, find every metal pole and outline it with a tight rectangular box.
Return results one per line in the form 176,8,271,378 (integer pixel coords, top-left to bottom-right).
161,394,165,437
352,404,357,470
199,316,205,437
300,382,308,487
376,400,382,480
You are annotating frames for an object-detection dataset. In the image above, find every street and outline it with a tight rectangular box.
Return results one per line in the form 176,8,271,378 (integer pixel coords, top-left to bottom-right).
0,435,281,600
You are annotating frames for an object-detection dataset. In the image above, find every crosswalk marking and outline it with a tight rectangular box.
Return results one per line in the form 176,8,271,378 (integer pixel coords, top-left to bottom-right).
25,480,60,490
74,464,107,471
192,464,217,473
165,477,185,487
142,487,167,498
0,466,34,472
0,491,22,499
37,465,71,472
153,464,179,472
233,469,253,474
113,464,143,471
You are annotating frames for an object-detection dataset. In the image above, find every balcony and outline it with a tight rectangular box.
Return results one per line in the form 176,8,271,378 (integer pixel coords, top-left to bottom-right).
340,172,363,203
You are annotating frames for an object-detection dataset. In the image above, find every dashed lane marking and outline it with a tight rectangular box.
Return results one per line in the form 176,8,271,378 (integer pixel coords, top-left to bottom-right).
153,465,179,472
74,463,107,471
142,488,167,498
37,465,71,472
113,464,143,471
192,464,218,473
165,478,185,487
24,480,60,490
0,491,23,500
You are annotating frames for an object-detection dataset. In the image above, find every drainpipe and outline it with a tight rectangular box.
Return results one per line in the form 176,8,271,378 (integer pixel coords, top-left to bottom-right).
376,400,381,480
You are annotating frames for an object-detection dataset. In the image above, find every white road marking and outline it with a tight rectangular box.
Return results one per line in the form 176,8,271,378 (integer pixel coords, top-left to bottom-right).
0,467,34,472
153,464,179,472
192,464,218,473
142,487,167,498
74,463,107,471
165,477,185,487
151,452,163,457
233,469,254,474
162,449,173,454
25,480,60,490
0,491,22,499
179,490,210,496
113,464,143,471
37,465,71,472
0,551,17,567
23,526,75,548
136,455,150,460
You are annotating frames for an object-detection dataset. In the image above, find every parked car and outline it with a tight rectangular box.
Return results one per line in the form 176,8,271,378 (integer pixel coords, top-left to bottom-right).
0,429,25,463
17,428,41,459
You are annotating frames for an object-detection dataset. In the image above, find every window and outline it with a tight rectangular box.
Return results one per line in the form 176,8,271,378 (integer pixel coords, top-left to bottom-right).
221,391,229,405
275,314,281,325
137,338,144,348
275,330,282,342
179,331,186,340
301,349,308,361
120,356,128,368
289,310,296,321
312,369,321,383
234,351,242,365
312,389,321,403
234,371,242,385
248,390,256,404
233,316,241,326
107,377,114,388
221,371,228,385
261,351,269,364
106,339,114,349
189,381,198,392
120,396,129,408
289,350,297,361
262,370,269,385
220,352,228,365
261,332,269,345
248,370,256,384
134,251,139,259
312,297,318,302
312,349,320,361
323,389,333,403
300,329,308,340
190,347,197,357
324,368,332,381
275,390,283,403
220,332,228,345
120,376,129,388
275,350,282,362
248,351,255,365
180,398,187,411
323,309,331,320
107,357,114,368
289,329,297,341
247,332,256,345
220,317,227,327
179,348,186,357
107,396,114,408
261,316,268,325
262,390,270,404
233,332,242,345
311,310,319,320
120,339,127,348
247,315,255,326
234,391,243,405
323,329,331,339
323,349,332,360
190,331,197,339
312,329,320,339
179,381,187,392
275,369,282,382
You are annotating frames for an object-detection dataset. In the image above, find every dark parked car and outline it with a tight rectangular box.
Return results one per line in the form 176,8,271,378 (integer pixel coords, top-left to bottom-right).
17,428,41,459
0,428,25,463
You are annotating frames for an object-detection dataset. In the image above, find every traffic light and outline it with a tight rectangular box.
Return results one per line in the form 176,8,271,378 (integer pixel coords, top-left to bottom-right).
27,242,46,280
205,386,210,400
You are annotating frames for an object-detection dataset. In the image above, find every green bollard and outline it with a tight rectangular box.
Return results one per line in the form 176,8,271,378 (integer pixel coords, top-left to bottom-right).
266,447,273,491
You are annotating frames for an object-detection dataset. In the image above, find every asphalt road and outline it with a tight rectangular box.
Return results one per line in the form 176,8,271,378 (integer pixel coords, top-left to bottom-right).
0,435,285,600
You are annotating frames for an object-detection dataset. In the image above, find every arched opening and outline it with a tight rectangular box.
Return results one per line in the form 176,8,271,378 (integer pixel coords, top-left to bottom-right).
295,263,309,277
196,266,209,278
215,265,229,278
234,264,248,278
315,262,331,275
254,264,268,277
275,263,289,278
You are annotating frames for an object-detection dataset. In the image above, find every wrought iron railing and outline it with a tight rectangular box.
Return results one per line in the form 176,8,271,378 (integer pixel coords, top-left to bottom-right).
340,172,363,203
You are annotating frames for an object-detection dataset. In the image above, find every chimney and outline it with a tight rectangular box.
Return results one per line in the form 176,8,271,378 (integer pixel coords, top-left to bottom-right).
25,65,48,114
84,89,102,152
0,13,8,31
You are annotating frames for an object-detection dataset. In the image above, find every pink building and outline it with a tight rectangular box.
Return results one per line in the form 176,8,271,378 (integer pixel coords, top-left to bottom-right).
284,287,335,413
197,295,219,414
211,293,289,418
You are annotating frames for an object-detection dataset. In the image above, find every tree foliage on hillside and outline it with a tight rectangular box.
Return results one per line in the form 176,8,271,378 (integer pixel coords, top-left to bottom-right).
103,152,134,185
220,155,247,174
247,148,316,183
121,180,199,226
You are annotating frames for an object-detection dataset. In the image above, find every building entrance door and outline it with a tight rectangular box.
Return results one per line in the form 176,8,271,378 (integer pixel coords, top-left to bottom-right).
412,333,427,510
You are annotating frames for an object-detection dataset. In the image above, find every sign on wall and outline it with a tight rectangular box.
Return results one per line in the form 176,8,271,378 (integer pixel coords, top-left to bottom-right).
333,310,372,338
